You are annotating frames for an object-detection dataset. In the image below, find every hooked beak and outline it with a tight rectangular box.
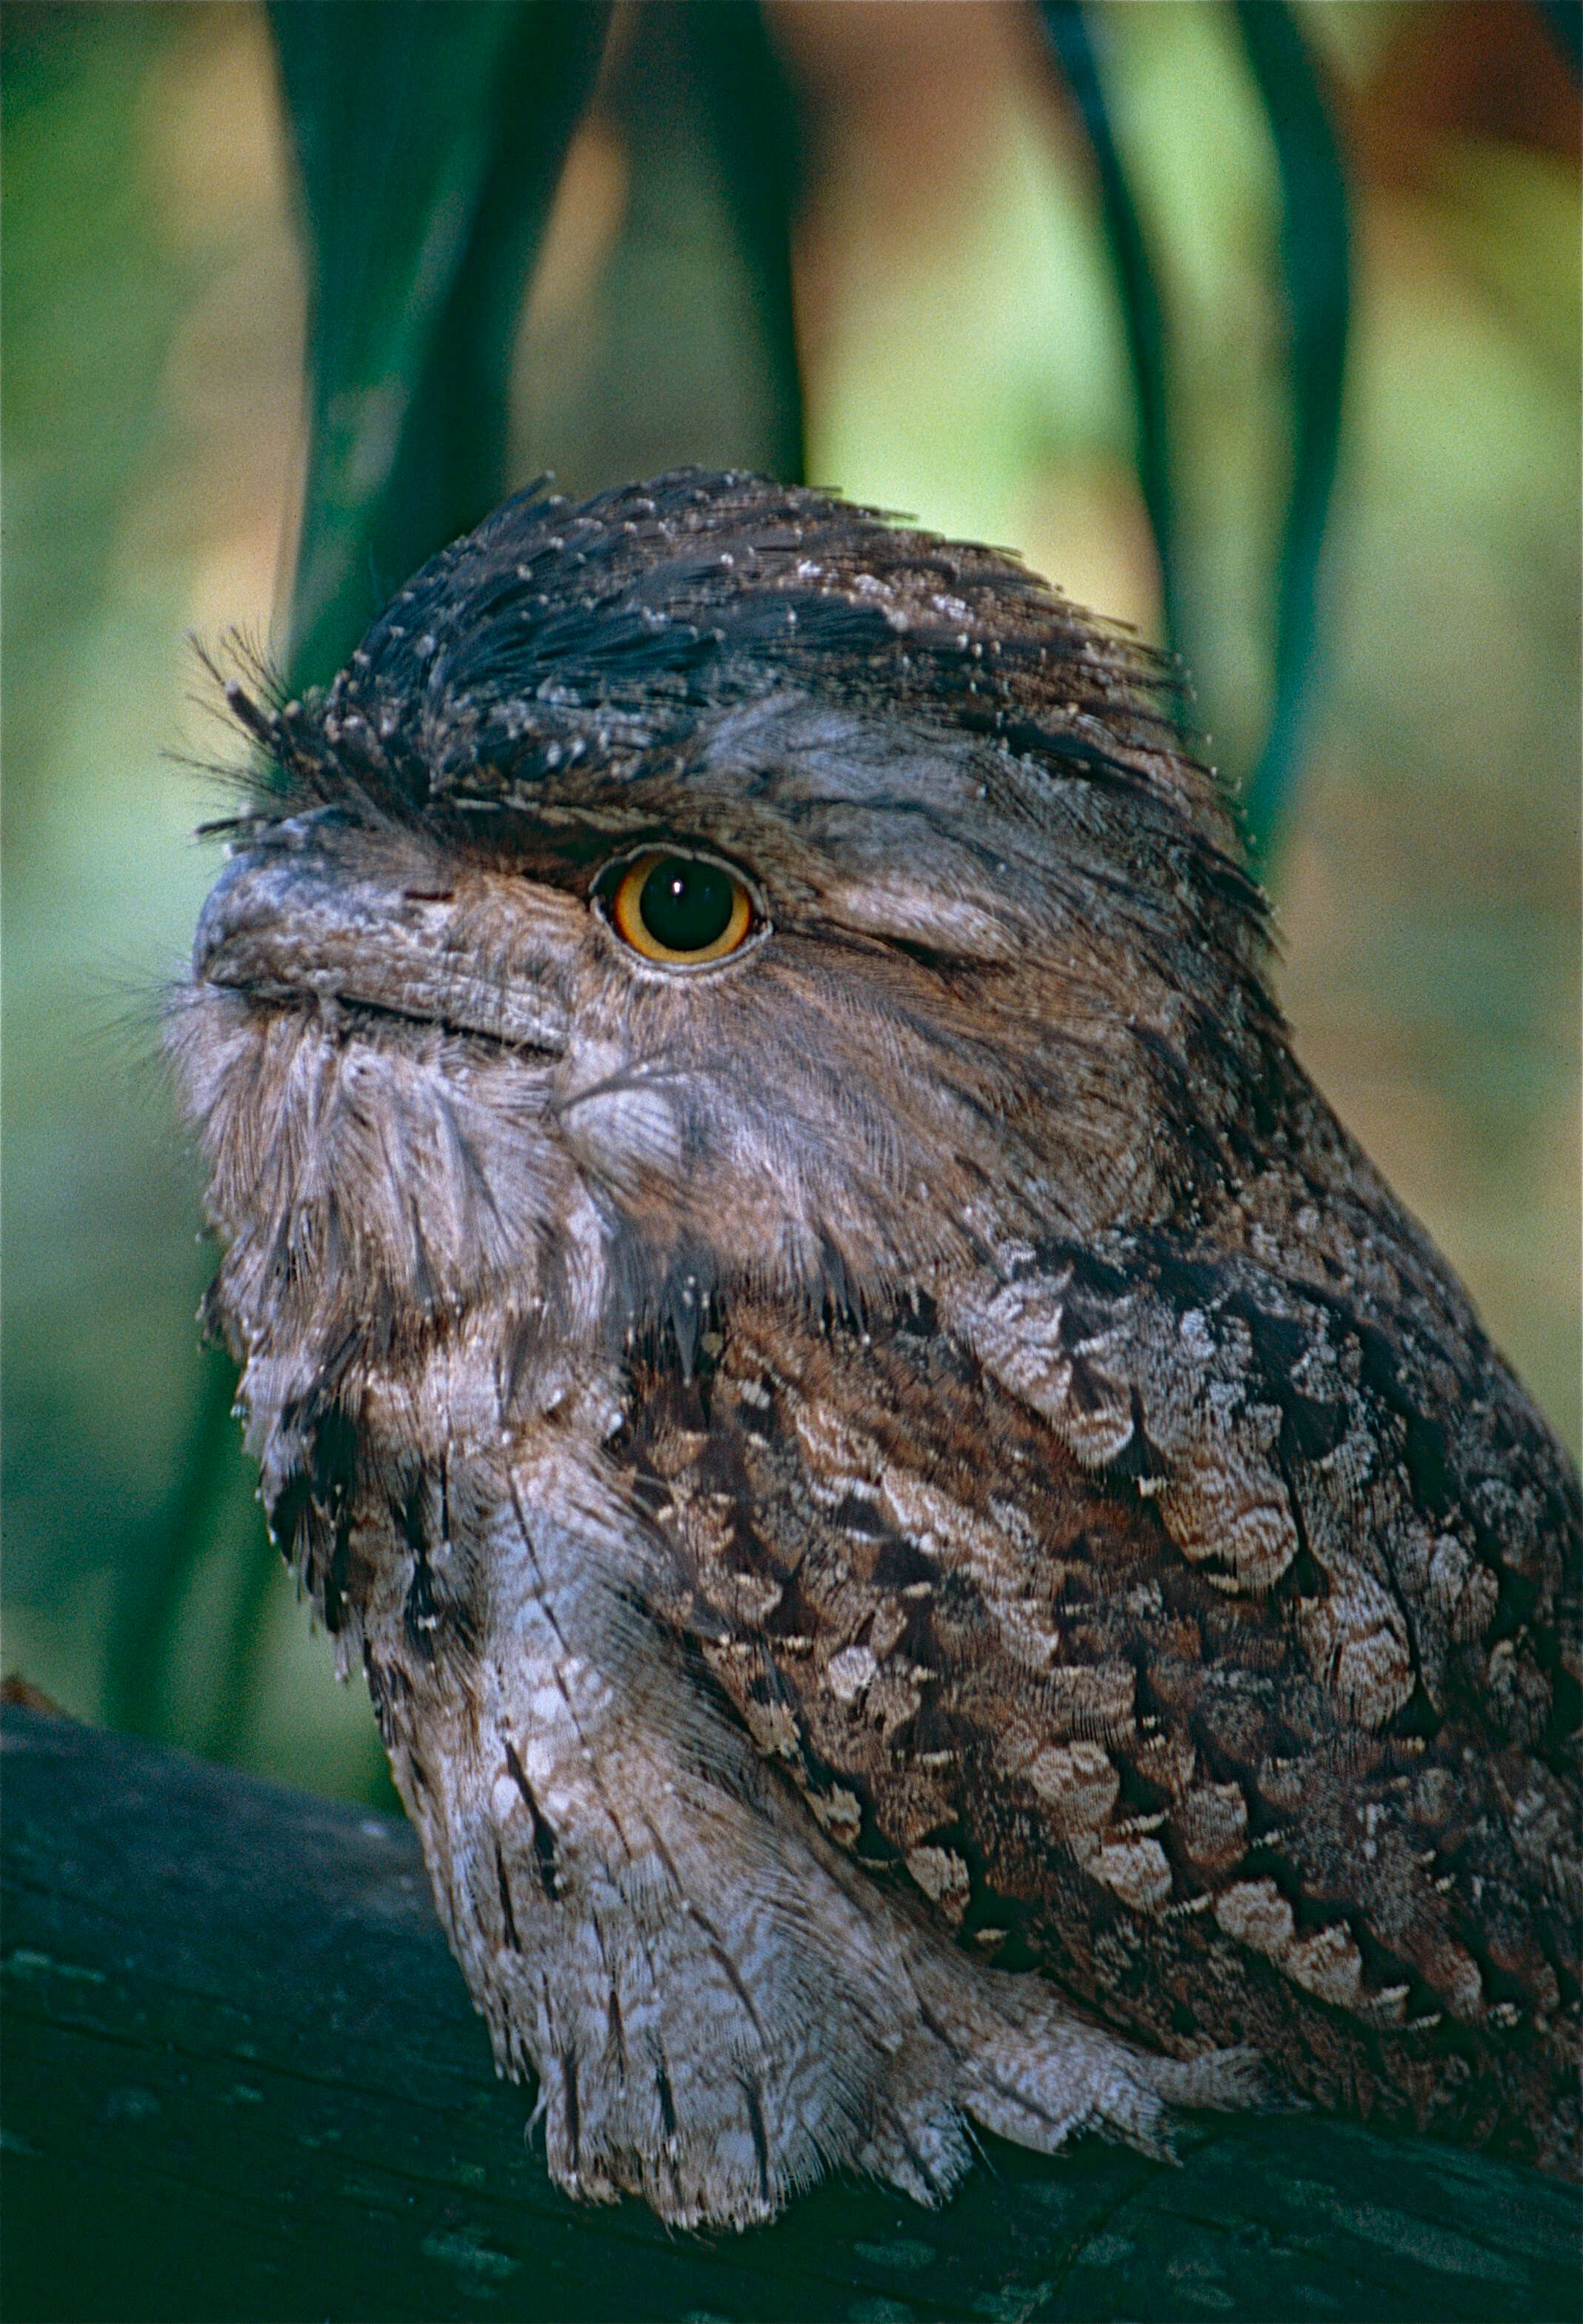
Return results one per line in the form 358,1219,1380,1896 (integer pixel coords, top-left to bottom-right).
193,808,574,1058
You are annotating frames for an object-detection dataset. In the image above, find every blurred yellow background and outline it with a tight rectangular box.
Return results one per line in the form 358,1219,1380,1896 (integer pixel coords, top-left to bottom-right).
4,0,1577,1803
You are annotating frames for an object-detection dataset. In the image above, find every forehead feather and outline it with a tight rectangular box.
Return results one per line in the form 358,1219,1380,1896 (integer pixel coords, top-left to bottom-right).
233,468,1259,948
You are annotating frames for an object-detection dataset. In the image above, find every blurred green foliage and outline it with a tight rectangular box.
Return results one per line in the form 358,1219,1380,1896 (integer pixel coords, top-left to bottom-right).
273,0,612,687
2,1,1577,1807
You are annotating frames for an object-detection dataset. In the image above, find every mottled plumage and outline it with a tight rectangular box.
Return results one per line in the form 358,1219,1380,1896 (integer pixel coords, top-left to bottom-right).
172,470,1581,2223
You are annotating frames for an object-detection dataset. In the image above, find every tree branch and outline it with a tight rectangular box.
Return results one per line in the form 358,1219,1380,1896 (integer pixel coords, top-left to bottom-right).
2,1699,1576,2323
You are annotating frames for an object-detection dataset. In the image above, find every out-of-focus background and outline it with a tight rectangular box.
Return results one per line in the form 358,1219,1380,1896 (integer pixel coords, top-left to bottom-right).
4,0,1578,1809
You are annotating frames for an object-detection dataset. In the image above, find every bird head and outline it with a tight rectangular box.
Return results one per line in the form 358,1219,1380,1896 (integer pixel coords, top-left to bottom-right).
173,470,1279,1420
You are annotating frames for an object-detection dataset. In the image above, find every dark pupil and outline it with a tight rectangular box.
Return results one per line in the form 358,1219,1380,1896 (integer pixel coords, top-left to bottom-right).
639,855,735,952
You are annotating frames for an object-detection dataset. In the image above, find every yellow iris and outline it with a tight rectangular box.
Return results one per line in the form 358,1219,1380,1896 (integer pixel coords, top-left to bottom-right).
609,851,754,965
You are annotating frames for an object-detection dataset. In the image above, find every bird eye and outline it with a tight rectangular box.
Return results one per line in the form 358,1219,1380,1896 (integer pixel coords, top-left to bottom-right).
607,851,755,966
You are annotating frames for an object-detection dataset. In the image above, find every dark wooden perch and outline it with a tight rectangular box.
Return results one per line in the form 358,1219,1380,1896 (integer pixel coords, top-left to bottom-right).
2,1698,1577,2324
